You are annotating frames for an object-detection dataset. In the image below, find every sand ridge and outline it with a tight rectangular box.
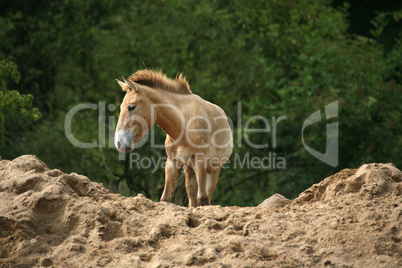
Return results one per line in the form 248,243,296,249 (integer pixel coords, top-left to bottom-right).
0,155,401,267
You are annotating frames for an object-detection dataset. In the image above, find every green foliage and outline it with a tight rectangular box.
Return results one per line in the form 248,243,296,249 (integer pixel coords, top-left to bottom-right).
0,0,401,206
370,12,390,40
0,60,41,144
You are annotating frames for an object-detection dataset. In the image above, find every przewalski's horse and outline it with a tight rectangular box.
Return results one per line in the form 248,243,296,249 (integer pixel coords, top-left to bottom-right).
114,70,233,207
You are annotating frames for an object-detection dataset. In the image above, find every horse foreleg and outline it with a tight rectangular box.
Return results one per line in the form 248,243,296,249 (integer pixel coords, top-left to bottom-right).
160,159,179,203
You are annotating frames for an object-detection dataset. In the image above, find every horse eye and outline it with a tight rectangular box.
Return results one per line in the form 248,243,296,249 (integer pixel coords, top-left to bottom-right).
128,104,136,112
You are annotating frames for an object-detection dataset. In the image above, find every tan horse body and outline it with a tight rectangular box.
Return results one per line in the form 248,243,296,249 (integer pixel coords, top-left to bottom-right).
114,70,233,207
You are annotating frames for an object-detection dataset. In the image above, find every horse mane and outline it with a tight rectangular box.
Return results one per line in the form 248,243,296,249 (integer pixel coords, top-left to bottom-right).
128,69,192,95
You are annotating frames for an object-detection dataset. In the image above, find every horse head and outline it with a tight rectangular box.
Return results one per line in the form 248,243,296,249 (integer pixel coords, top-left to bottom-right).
114,78,154,153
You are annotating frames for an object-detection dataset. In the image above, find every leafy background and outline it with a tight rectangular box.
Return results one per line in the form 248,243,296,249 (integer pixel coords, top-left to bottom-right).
1,0,401,206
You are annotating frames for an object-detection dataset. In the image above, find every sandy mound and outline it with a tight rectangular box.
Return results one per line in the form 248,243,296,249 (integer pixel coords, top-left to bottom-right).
0,155,401,267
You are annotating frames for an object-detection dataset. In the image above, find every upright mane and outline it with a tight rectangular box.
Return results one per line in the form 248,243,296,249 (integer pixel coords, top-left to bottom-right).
129,69,192,95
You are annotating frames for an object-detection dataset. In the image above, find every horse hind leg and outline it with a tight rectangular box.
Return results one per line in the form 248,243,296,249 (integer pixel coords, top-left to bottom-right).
206,169,220,205
194,160,210,206
184,167,197,208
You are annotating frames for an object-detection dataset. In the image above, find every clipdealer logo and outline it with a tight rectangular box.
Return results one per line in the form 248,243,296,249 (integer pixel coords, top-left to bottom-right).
302,101,338,167
63,101,339,169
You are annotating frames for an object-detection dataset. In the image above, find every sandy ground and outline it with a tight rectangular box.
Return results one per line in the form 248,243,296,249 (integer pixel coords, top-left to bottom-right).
0,155,401,267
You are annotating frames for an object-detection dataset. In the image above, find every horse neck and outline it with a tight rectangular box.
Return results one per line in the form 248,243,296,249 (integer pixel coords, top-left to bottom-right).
148,89,186,140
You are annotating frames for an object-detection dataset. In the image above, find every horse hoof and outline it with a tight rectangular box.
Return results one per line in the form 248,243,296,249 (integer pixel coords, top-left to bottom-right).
197,197,210,206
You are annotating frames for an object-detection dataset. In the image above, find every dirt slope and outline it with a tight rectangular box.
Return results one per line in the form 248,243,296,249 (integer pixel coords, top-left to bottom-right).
0,155,401,267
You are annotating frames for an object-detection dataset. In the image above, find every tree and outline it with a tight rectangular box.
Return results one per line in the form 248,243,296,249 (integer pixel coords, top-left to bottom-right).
0,60,41,144
0,0,401,206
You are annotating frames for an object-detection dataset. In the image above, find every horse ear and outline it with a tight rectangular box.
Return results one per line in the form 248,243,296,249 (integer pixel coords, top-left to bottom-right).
123,78,142,93
115,79,130,92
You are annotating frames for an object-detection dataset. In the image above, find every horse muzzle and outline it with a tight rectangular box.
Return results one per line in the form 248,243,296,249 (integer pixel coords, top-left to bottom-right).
114,130,135,153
